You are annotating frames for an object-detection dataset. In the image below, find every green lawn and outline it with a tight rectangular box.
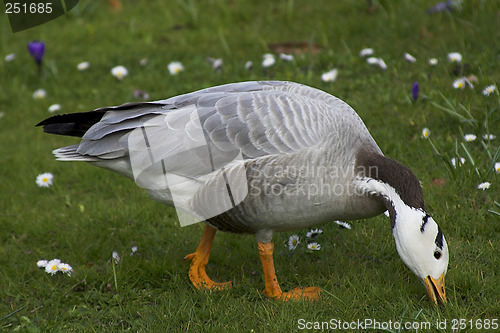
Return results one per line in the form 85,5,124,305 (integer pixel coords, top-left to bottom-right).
1,0,499,331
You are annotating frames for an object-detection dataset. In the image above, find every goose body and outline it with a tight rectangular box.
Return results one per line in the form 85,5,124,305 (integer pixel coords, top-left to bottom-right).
38,81,448,303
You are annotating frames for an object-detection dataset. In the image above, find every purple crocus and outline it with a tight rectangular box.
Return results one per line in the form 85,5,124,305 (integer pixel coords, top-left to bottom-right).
412,82,420,101
27,40,45,65
426,0,455,14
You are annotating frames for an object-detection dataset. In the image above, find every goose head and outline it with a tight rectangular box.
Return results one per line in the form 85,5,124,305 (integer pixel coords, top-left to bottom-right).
356,149,448,305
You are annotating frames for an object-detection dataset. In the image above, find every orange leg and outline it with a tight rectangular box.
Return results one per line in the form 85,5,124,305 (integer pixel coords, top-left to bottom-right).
184,225,232,290
258,242,321,301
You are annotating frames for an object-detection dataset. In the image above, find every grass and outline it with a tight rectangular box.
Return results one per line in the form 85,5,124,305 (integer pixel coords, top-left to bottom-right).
1,0,499,331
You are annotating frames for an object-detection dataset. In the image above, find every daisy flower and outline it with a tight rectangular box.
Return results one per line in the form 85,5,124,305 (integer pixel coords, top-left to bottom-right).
48,104,61,113
477,182,491,191
428,58,438,66
244,60,253,70
279,53,294,62
4,53,16,62
494,162,500,174
451,157,466,168
483,134,496,140
321,69,338,82
262,53,275,68
306,228,323,239
288,235,300,250
447,52,462,63
130,245,138,256
404,53,416,63
33,88,46,100
207,57,223,71
45,259,61,275
421,127,431,139
452,78,467,89
464,134,476,142
482,85,496,96
77,61,90,71
334,220,352,229
112,251,121,264
111,65,128,80
58,263,73,276
307,242,321,251
37,260,48,268
359,48,374,57
366,57,387,70
36,172,53,188
167,61,184,75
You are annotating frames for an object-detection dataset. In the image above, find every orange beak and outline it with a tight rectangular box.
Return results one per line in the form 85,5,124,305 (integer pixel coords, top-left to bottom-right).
424,273,446,305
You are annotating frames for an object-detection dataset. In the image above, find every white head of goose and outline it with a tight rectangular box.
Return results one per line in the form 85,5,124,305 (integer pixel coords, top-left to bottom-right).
37,81,448,304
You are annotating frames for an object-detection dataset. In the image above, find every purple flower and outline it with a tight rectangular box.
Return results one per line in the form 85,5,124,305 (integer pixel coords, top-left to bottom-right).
412,82,419,100
27,40,45,65
426,0,455,14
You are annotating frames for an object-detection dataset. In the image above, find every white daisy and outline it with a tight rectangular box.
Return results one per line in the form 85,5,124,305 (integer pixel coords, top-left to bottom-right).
483,134,496,140
464,134,476,142
279,53,294,62
494,162,500,174
428,58,438,66
77,61,90,71
207,57,223,71
482,85,496,96
306,228,323,239
367,57,386,70
33,88,46,100
167,61,184,75
4,53,16,62
321,69,338,82
37,260,48,268
421,127,431,139
262,53,275,68
451,157,466,168
48,104,61,113
244,60,253,70
359,48,374,57
404,53,416,63
45,259,61,275
58,263,73,276
130,245,138,256
288,235,300,250
447,52,462,63
111,65,128,80
307,242,321,251
334,220,352,229
112,251,120,264
477,182,490,190
452,78,467,89
36,172,53,188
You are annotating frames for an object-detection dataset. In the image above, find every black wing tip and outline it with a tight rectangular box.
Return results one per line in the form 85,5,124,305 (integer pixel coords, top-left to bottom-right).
36,111,106,137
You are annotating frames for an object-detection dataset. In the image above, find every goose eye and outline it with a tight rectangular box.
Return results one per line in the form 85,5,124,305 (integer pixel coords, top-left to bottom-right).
434,251,442,260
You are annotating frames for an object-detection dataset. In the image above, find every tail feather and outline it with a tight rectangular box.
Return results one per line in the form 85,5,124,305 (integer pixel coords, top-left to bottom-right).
53,144,100,161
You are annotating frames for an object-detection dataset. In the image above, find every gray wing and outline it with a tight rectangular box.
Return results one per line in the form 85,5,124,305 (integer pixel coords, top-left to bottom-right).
72,81,372,161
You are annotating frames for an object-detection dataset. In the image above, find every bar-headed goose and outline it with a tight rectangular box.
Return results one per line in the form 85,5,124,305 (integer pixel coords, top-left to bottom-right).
37,81,448,304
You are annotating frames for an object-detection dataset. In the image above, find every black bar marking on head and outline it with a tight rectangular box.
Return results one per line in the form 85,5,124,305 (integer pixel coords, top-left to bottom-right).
435,227,444,249
420,214,430,233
